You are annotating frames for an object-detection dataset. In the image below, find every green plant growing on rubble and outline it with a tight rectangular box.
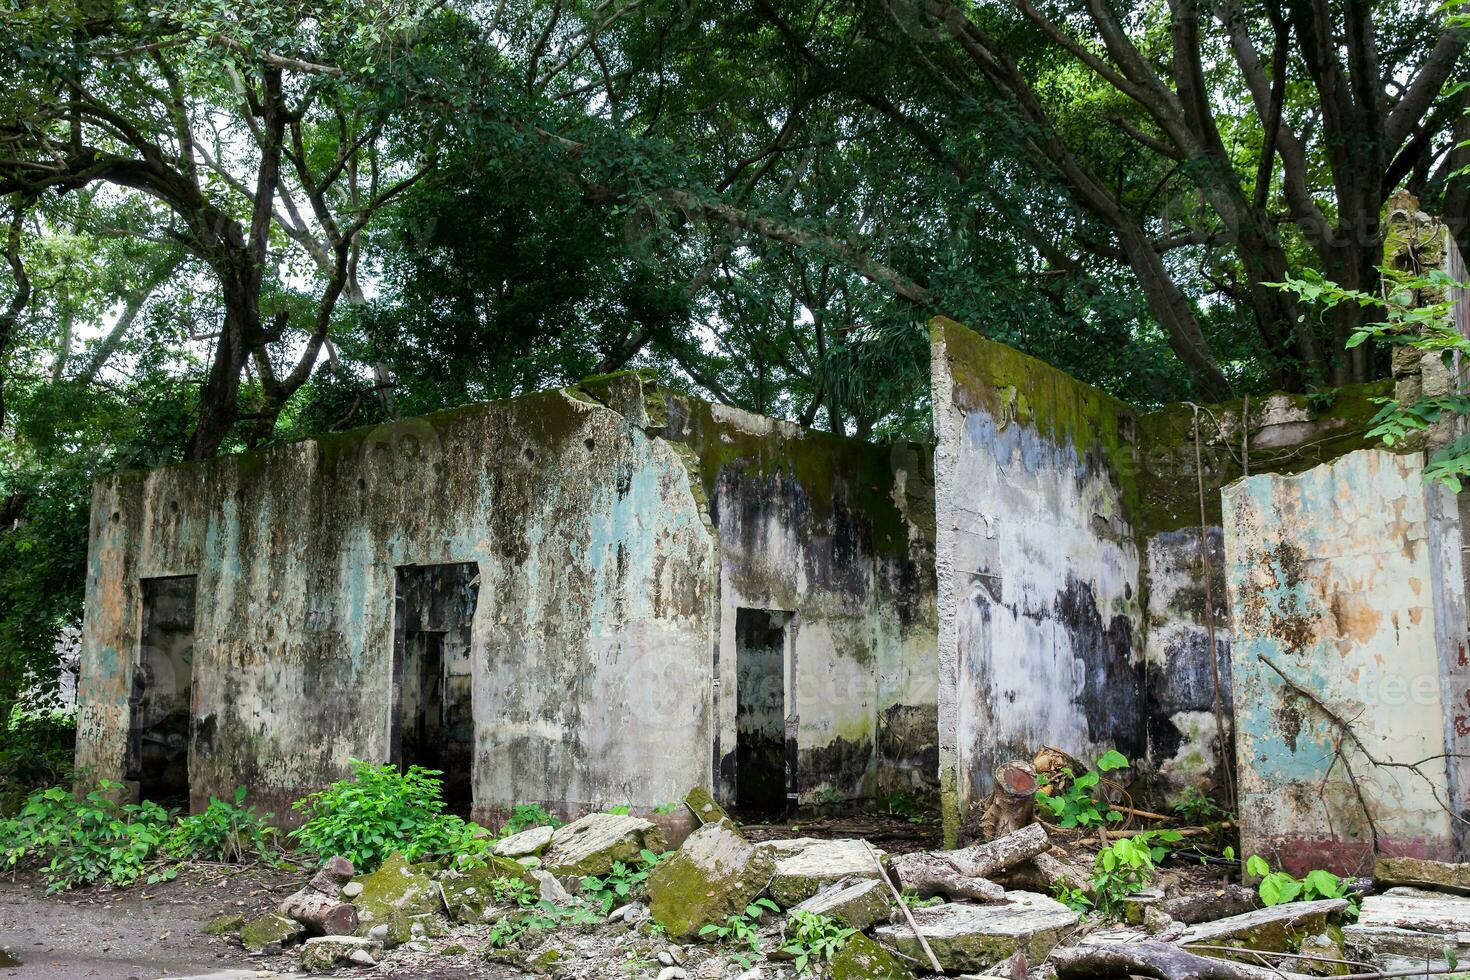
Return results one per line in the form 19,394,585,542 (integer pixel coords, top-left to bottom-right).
1246,855,1354,911
1037,749,1131,828
1171,787,1230,824
899,888,943,909
487,899,599,948
290,760,490,872
502,803,561,835
779,910,856,975
580,849,665,914
1092,830,1183,918
1051,880,1094,914
699,897,779,968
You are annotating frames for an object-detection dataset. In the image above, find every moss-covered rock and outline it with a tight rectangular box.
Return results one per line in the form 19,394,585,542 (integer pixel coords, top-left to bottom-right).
240,913,304,951
352,851,441,938
682,787,729,826
647,819,772,940
872,894,1078,973
792,878,894,931
203,913,244,936
493,825,556,860
1179,899,1350,959
762,838,886,906
541,813,666,878
299,936,380,972
439,857,539,923
830,932,912,980
1373,856,1470,896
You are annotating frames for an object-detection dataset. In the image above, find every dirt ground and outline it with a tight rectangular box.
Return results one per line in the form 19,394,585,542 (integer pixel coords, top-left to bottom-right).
0,864,304,979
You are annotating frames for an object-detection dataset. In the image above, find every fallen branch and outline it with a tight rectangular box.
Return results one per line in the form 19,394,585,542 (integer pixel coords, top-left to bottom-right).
864,840,942,974
1052,940,1315,979
890,823,1050,901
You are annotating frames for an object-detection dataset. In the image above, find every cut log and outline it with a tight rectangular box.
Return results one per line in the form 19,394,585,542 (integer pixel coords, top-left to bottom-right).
1052,940,1315,980
279,892,359,936
890,823,1051,901
960,761,1038,845
1160,884,1259,925
996,851,1092,896
279,856,358,936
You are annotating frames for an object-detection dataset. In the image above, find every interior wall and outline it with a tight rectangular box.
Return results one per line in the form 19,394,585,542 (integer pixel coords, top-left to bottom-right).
1223,449,1468,873
930,317,1143,839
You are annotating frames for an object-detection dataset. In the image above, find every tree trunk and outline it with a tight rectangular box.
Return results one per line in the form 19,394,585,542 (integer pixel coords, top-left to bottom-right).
186,263,256,460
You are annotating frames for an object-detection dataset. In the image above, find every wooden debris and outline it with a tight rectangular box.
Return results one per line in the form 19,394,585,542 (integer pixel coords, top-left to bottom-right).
1160,884,1260,924
961,761,1038,845
891,823,1050,901
278,855,358,936
1052,939,1316,979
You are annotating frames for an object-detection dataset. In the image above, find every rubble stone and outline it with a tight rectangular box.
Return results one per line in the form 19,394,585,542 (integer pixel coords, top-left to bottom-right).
299,935,380,972
494,825,556,859
648,819,774,940
240,913,305,952
792,878,894,931
872,892,1079,972
683,787,729,826
1355,888,1470,933
1178,898,1349,956
1342,923,1470,964
438,856,538,923
1373,857,1470,896
828,932,910,979
541,813,667,877
203,913,244,935
352,852,440,927
761,839,886,906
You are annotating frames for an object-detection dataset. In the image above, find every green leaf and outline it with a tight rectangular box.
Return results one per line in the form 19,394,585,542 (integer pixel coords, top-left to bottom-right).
1095,750,1129,771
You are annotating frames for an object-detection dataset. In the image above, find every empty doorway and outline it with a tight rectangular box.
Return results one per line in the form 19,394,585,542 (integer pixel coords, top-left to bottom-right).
129,575,197,807
735,608,792,813
392,563,478,812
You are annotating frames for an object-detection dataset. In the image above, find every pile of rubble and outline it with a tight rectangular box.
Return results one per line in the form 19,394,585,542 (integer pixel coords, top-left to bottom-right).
203,791,1470,978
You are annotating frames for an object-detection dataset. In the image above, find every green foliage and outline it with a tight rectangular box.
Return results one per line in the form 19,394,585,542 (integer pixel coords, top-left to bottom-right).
488,874,541,908
884,793,935,825
1273,267,1470,489
1092,830,1183,918
580,849,665,914
899,888,944,909
290,760,489,872
0,711,75,815
779,910,856,975
502,803,561,836
1171,787,1230,824
165,786,280,864
486,899,601,948
698,898,779,968
1037,751,1131,829
1052,880,1094,914
0,782,173,892
1245,855,1352,908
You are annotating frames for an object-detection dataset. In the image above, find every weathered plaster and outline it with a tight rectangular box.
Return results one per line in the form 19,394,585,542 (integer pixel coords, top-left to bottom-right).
930,317,1143,839
1224,449,1466,873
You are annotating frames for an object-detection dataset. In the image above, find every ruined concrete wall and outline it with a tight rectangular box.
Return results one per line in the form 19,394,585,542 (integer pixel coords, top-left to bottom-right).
930,317,1143,837
656,392,939,806
1134,388,1390,801
1224,449,1469,873
77,386,718,823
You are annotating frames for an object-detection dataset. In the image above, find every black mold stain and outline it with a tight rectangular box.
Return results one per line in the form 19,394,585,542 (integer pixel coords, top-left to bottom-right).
1058,575,1146,762
798,735,874,799
878,703,940,793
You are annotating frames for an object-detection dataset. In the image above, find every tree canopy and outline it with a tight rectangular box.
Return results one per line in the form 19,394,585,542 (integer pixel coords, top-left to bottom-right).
0,0,1465,716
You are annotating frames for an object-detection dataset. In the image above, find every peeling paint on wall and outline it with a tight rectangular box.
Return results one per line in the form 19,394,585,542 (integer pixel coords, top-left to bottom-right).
1224,449,1468,873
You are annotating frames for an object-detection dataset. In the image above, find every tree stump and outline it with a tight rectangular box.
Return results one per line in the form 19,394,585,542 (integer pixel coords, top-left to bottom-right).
961,760,1038,844
279,856,358,936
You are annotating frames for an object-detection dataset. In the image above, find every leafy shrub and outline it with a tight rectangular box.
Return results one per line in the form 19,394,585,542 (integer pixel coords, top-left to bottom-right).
1091,830,1182,918
780,910,855,975
580,848,664,914
0,712,75,815
1171,787,1230,823
0,782,172,892
291,761,491,872
166,786,280,864
1037,750,1130,828
486,899,600,948
1051,880,1093,914
1246,855,1352,909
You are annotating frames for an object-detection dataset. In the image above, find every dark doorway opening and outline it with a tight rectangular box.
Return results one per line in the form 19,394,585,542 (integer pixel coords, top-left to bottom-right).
392,563,478,814
128,575,197,808
735,608,791,814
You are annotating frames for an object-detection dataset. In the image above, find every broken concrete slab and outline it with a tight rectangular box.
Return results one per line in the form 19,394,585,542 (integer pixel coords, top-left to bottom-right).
683,787,729,827
872,892,1079,972
494,825,556,860
647,819,773,941
1178,899,1349,956
239,912,305,952
1355,888,1470,934
541,813,667,877
792,878,894,932
760,839,887,906
1374,857,1470,895
203,913,244,936
351,852,441,936
828,932,911,979
299,935,382,972
438,857,538,923
1342,924,1470,964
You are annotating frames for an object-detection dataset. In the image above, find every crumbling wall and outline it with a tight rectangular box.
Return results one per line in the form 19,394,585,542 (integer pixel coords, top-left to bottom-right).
77,387,718,823
656,392,939,806
930,317,1143,838
1224,448,1469,873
